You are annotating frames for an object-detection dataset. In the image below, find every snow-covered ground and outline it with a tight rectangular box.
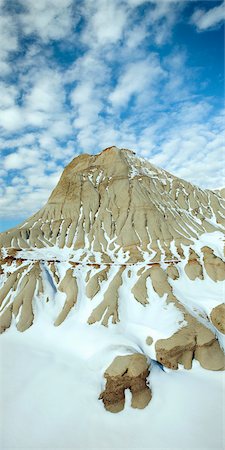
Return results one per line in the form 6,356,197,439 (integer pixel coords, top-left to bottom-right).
0,230,224,449
0,327,224,450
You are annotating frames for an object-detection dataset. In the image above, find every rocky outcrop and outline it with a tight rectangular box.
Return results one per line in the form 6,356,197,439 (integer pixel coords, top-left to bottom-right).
156,323,225,371
99,354,151,413
88,266,124,326
86,267,110,299
210,304,225,334
202,247,225,281
54,269,78,326
0,262,41,333
184,249,203,280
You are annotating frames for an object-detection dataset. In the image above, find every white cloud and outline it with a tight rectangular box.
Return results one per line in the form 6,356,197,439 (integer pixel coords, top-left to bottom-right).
125,23,149,50
47,119,73,139
24,71,66,113
109,56,165,108
0,83,18,108
82,0,128,47
81,0,183,52
0,144,64,219
147,108,225,189
145,0,184,46
71,81,103,129
18,0,75,42
0,68,71,134
0,134,36,150
3,148,41,170
67,49,112,149
191,1,225,31
66,51,110,85
0,185,53,217
0,13,18,75
0,107,24,131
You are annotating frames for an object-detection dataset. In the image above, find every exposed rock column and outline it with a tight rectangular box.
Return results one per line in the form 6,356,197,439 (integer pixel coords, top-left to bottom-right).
99,353,151,413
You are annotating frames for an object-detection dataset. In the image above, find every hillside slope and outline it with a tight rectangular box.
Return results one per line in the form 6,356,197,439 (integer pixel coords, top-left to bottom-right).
0,146,224,412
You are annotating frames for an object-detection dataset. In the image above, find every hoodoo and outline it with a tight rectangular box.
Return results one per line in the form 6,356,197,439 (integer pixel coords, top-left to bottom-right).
0,146,224,412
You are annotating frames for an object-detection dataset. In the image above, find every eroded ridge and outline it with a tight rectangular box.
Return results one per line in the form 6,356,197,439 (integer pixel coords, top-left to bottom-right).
0,147,224,263
0,246,224,375
0,147,225,413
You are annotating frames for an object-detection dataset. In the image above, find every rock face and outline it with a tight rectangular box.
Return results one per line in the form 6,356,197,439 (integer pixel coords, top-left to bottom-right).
211,304,225,334
99,354,151,413
155,324,225,371
0,146,225,412
0,146,224,258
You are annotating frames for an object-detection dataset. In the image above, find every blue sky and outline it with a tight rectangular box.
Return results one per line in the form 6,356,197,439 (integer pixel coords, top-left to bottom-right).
0,0,224,232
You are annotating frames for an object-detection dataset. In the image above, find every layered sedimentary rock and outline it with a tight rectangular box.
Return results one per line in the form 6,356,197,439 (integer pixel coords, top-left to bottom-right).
0,146,224,258
155,323,225,371
0,146,225,412
99,354,151,413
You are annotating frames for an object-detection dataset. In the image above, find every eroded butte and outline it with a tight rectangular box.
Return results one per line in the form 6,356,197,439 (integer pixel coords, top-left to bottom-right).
0,147,224,412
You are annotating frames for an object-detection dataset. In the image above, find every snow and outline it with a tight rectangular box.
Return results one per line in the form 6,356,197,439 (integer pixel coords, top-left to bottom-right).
192,231,225,259
35,263,186,361
1,253,224,449
0,330,224,450
170,260,225,351
124,150,164,181
117,267,186,360
1,218,225,450
18,245,74,262
171,266,224,317
169,232,225,316
3,231,224,363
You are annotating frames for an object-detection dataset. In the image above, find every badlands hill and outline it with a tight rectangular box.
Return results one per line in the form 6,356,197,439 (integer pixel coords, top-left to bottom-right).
0,146,224,412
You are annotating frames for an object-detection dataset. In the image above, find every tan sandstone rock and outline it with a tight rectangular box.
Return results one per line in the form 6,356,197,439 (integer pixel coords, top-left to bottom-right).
210,304,225,334
155,322,225,371
99,354,151,413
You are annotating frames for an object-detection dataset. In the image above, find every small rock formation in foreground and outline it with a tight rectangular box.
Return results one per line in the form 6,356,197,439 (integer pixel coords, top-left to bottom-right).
99,354,151,413
0,146,224,412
